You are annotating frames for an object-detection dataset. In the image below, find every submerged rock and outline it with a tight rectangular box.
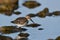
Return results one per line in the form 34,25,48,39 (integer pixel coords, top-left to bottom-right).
27,23,41,28
0,35,13,40
0,0,19,16
23,1,41,9
26,13,36,18
53,11,60,16
0,26,27,34
18,33,29,37
38,28,44,30
15,33,29,40
48,39,54,40
37,8,49,18
55,36,60,40
0,26,17,34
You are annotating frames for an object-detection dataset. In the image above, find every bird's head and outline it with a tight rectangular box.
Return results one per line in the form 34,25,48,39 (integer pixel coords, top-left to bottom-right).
25,16,31,20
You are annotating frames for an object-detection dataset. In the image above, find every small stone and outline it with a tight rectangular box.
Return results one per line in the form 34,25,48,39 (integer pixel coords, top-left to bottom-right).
23,1,41,9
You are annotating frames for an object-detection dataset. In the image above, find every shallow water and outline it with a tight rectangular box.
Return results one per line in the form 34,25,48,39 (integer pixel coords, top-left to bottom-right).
0,0,60,40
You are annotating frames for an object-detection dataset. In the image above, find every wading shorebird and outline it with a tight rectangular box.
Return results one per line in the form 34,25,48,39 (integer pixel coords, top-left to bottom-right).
11,15,35,28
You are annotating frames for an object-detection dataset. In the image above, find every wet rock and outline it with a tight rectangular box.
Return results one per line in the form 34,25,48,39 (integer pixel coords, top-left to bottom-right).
55,36,60,40
37,8,49,18
23,1,41,9
18,33,29,37
14,11,21,15
38,28,44,30
48,39,54,40
53,11,60,16
27,23,41,28
15,33,29,40
18,27,27,32
47,13,53,16
0,0,19,16
26,13,36,18
0,26,19,34
0,35,13,40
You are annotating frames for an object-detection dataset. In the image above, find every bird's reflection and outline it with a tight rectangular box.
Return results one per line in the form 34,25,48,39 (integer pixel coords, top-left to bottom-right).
15,33,29,40
23,1,41,9
0,35,13,40
0,26,27,34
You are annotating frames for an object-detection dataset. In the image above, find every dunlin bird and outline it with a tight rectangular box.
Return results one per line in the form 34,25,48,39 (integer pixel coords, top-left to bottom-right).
11,16,35,28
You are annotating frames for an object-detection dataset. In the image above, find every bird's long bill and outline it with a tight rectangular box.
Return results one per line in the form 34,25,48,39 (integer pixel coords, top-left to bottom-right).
30,19,35,23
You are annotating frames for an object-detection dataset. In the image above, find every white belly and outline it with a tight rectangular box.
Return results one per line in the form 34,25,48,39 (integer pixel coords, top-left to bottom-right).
16,22,27,28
